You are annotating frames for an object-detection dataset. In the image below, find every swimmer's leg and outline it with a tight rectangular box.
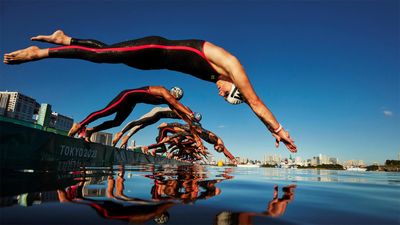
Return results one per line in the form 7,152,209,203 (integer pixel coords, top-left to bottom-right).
112,131,123,147
5,36,167,66
118,135,130,149
118,124,145,149
31,30,108,48
86,106,133,141
31,30,72,46
114,108,155,146
68,107,117,137
4,46,49,64
48,36,168,65
68,90,132,137
113,111,158,147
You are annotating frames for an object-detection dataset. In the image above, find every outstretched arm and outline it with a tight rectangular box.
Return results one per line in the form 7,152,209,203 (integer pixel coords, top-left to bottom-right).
203,42,297,153
208,131,237,163
150,86,194,122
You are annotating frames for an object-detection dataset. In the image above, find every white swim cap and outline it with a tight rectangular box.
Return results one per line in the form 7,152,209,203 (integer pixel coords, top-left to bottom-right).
170,87,184,100
194,112,202,122
225,84,244,104
154,212,170,224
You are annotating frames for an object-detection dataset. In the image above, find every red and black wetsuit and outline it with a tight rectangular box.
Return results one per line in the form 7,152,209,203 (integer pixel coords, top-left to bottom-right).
80,86,165,133
49,36,219,82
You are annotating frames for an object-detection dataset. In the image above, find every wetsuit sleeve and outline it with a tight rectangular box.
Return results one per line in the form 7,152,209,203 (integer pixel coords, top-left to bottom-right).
70,38,109,48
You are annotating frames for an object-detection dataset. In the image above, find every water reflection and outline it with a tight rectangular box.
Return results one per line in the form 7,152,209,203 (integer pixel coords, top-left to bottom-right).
216,184,296,225
0,165,299,224
259,168,380,183
56,165,234,224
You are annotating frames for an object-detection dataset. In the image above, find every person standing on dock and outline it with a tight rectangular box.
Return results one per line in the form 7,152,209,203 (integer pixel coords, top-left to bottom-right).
4,30,297,153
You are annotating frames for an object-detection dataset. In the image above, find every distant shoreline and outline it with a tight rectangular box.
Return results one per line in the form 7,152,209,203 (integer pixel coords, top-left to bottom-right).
258,163,400,172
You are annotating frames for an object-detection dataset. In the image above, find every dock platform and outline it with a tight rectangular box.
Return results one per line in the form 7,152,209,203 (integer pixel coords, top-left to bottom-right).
0,121,189,171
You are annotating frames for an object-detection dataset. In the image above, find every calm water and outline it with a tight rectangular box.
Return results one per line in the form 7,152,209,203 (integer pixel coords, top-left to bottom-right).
1,165,399,225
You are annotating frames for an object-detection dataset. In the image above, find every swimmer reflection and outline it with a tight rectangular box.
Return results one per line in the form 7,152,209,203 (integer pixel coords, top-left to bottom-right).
148,167,234,203
0,167,295,224
56,165,233,224
215,184,297,225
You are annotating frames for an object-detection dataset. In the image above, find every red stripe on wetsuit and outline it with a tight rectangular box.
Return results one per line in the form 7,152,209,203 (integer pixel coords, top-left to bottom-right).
79,89,149,125
50,44,211,63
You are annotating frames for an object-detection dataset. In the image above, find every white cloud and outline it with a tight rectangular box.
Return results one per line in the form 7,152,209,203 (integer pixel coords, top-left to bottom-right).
383,110,393,117
217,125,225,128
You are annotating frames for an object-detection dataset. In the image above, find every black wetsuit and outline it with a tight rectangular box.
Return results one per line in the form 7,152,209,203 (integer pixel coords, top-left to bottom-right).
80,86,165,132
49,36,219,82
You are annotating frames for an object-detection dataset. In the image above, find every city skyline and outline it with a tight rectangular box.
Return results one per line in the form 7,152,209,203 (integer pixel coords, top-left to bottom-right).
1,0,399,165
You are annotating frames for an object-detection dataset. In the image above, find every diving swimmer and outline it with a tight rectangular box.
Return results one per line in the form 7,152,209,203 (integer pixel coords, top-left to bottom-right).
112,106,201,148
146,122,236,163
68,86,202,147
4,30,297,153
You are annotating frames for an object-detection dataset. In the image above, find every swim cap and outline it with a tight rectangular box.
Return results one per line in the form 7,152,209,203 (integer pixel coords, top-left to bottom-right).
214,144,224,153
170,87,184,100
154,212,170,224
194,112,202,122
225,84,244,104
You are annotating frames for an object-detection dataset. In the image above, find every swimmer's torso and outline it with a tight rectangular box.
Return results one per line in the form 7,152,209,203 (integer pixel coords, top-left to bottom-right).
120,36,219,82
53,36,220,82
121,86,166,105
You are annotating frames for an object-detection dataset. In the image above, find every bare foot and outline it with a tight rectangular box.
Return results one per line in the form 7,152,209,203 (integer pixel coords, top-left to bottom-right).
141,146,149,154
119,135,129,149
84,128,94,142
31,30,71,45
4,46,48,64
68,123,82,137
112,132,123,147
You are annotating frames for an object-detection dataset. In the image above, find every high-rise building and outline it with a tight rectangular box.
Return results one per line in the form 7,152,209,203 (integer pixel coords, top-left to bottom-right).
329,157,339,164
37,104,73,132
318,154,330,165
90,132,113,146
127,140,136,150
50,112,73,132
273,154,281,164
0,91,39,122
1,91,74,133
37,103,52,127
311,157,318,166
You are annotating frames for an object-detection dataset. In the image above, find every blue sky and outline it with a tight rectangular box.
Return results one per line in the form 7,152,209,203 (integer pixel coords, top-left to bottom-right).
1,0,398,164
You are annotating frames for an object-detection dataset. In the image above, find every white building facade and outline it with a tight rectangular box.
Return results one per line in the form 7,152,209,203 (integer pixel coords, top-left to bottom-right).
0,91,39,122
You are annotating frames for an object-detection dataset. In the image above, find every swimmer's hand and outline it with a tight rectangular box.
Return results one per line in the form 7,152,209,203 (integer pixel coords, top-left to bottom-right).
272,129,297,153
230,158,238,165
141,146,149,154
